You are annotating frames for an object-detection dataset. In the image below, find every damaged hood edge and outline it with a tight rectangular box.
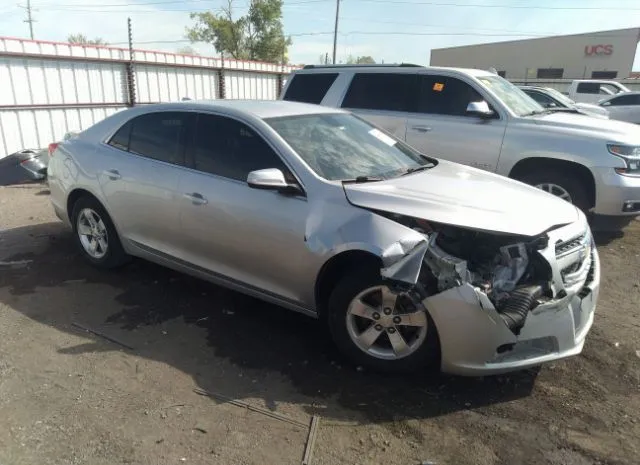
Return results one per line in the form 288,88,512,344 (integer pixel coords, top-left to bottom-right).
343,160,580,237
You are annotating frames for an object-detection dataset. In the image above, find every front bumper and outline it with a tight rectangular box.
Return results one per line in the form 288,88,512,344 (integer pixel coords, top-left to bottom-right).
423,220,600,376
592,167,640,217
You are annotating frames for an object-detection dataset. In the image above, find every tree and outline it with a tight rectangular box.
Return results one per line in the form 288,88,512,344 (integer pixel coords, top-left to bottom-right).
346,55,376,64
67,34,108,45
176,46,199,56
186,0,291,63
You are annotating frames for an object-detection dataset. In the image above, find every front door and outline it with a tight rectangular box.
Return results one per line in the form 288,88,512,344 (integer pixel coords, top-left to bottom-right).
177,112,311,304
405,74,507,172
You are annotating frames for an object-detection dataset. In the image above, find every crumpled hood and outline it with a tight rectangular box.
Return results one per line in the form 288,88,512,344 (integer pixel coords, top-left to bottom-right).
530,112,640,143
343,160,579,236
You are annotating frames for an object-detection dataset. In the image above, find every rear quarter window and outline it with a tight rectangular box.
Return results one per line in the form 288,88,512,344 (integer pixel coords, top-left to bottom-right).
282,73,338,104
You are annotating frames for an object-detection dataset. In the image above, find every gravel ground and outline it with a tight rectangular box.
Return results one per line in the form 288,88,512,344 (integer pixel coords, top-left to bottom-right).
0,183,639,465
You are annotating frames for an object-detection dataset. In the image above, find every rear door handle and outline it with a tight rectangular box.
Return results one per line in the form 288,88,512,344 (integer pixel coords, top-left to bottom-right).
411,125,432,133
184,192,208,205
103,169,121,180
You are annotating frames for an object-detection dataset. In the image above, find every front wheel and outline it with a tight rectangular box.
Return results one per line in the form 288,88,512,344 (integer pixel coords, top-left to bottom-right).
327,271,440,373
517,170,591,213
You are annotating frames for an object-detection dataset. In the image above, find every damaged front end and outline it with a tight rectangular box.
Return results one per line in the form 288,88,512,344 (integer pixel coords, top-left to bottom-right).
379,214,598,375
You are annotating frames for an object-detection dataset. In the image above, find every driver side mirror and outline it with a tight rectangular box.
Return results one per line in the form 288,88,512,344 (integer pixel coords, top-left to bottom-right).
247,168,304,196
466,101,495,118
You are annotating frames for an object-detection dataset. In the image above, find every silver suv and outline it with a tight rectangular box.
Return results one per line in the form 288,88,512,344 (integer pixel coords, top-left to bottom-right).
48,100,599,375
281,64,640,230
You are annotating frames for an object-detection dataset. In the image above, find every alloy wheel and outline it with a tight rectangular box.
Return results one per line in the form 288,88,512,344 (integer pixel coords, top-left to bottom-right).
345,285,428,360
77,207,109,259
535,182,573,203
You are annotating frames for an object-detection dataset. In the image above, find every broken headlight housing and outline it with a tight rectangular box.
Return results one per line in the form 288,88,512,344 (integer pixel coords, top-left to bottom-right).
608,144,640,175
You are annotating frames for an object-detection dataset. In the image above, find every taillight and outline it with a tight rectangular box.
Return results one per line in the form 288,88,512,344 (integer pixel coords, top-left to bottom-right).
48,142,59,157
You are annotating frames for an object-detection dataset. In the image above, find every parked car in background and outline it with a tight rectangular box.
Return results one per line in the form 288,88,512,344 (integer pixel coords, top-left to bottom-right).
519,85,609,119
567,79,631,104
282,64,640,230
598,92,640,124
0,148,48,186
47,100,599,375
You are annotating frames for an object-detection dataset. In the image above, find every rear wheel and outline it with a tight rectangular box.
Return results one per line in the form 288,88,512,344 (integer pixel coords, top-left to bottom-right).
71,196,129,269
517,170,591,213
327,270,440,373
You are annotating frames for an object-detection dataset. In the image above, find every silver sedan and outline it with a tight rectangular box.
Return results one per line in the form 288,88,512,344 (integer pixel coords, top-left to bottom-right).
47,100,599,375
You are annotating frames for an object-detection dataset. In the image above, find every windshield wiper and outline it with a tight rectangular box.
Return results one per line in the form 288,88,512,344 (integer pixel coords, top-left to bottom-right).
522,109,550,117
343,175,385,184
400,164,434,176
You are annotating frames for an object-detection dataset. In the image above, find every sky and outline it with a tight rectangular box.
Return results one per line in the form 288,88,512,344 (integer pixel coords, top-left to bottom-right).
0,0,639,69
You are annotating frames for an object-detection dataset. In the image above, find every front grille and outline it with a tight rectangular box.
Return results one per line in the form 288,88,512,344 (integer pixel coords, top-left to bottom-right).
555,233,586,257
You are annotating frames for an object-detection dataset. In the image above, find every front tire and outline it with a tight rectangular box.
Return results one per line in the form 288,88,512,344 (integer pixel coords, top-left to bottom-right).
327,270,440,373
517,170,591,212
71,196,129,269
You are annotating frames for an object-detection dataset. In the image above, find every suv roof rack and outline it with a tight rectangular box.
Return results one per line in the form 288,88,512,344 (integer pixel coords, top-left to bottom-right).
302,63,423,69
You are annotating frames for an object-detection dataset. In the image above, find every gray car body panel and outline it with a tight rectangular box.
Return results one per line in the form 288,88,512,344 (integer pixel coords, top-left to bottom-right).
48,100,599,375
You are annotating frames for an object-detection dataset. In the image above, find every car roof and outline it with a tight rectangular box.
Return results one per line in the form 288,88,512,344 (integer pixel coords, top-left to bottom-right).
132,99,345,119
293,64,497,78
599,91,640,101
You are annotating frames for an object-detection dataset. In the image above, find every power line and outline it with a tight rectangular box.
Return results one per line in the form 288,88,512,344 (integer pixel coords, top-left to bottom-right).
352,0,640,10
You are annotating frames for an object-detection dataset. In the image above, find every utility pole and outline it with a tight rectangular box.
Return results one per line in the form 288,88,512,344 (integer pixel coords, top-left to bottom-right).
19,0,36,39
332,0,340,64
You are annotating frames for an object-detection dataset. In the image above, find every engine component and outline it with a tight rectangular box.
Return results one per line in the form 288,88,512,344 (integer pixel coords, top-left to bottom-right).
498,285,543,335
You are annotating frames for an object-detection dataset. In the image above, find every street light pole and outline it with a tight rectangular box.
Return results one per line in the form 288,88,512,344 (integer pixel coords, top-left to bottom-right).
332,0,340,64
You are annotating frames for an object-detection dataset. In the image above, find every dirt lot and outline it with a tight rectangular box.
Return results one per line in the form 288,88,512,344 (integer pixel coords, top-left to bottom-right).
0,183,639,465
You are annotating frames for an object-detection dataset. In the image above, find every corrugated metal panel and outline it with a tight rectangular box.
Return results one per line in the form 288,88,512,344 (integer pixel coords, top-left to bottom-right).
0,36,298,158
225,71,278,99
0,106,127,155
0,56,127,105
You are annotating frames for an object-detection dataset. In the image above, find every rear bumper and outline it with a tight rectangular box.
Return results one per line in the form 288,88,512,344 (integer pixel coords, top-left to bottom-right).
592,167,640,218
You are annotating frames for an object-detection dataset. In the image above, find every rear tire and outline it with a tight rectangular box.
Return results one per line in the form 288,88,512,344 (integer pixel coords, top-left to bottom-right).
517,170,591,213
71,196,129,269
327,269,440,373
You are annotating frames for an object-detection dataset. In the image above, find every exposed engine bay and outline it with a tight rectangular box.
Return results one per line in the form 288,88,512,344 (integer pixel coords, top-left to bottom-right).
380,214,561,335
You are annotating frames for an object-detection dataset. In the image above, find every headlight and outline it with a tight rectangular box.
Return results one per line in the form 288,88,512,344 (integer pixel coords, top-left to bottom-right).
608,144,640,174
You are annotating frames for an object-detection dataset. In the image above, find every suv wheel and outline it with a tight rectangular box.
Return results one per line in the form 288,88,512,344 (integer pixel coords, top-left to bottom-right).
327,270,440,373
518,171,590,212
71,196,129,269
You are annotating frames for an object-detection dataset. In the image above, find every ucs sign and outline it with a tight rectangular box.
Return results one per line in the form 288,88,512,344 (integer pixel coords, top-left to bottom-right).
585,45,613,56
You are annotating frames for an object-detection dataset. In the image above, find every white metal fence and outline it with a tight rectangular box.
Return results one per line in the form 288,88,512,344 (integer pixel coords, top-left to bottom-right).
0,36,296,158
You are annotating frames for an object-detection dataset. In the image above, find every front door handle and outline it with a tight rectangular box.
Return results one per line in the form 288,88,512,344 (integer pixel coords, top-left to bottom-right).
411,125,432,133
184,192,208,205
103,169,121,180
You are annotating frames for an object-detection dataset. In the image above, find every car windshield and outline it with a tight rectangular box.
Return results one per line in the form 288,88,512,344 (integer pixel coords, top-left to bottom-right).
266,113,434,181
544,87,576,106
478,75,544,116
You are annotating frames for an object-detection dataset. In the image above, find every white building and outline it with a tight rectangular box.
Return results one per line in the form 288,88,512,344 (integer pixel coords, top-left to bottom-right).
430,27,640,81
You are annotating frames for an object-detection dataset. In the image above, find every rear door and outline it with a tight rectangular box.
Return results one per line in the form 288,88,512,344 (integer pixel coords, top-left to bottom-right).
404,73,506,171
100,111,190,256
339,72,417,140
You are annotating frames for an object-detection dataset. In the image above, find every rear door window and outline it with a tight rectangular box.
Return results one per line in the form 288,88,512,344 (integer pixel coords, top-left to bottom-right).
417,75,484,116
127,112,189,166
283,73,338,104
341,73,417,112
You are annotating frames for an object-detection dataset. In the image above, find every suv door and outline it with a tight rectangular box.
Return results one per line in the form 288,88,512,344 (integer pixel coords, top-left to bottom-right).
404,74,507,172
101,111,190,255
178,112,311,304
340,72,417,140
